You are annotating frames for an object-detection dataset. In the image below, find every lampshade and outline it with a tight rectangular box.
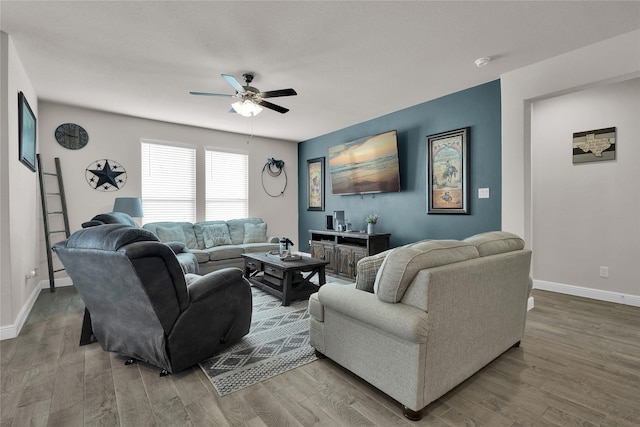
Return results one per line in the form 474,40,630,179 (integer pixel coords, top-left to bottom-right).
113,197,144,218
232,100,263,117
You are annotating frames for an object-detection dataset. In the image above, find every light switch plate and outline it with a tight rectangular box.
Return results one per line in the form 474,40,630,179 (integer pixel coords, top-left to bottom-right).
478,188,490,199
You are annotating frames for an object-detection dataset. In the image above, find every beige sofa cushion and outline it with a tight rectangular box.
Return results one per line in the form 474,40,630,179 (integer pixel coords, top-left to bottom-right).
188,249,211,264
227,218,264,245
194,221,227,248
464,231,524,256
156,225,186,244
144,222,198,249
243,222,267,243
202,224,232,248
207,245,245,261
375,240,479,303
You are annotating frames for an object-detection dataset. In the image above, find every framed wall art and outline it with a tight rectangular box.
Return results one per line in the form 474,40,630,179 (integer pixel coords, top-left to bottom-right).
18,92,37,172
307,157,325,211
572,127,616,163
427,127,469,214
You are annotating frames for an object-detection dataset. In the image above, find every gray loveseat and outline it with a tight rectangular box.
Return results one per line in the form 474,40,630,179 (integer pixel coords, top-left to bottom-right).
143,218,279,274
309,231,532,420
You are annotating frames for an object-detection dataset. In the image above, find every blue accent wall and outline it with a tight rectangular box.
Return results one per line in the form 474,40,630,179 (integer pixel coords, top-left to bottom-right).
298,80,501,252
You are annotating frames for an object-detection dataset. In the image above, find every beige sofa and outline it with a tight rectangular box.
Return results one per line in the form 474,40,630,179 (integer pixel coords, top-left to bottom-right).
308,231,532,420
143,218,279,274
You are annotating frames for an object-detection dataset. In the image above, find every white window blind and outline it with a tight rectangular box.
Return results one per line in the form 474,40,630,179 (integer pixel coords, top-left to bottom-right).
141,141,196,223
206,150,248,220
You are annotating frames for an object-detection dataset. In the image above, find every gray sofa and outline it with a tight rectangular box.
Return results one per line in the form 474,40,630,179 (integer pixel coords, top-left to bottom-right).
309,231,532,420
143,217,279,274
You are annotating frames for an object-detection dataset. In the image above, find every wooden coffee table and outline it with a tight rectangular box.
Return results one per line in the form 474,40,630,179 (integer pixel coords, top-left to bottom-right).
242,253,330,306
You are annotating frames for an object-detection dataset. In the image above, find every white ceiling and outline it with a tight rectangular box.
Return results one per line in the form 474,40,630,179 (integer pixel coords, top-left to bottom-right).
2,1,639,142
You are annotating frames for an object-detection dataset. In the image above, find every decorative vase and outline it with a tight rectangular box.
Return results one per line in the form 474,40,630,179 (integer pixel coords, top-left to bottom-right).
367,223,375,234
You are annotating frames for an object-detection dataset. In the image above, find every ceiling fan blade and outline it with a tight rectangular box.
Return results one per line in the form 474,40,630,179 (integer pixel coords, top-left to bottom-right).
222,74,246,93
189,91,233,97
257,100,290,114
259,88,297,98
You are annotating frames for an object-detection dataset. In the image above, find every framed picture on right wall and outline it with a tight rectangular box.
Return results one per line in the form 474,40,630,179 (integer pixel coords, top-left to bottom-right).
572,127,616,163
427,127,469,214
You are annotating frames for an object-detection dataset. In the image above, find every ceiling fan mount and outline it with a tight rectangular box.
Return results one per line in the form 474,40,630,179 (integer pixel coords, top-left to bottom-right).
239,74,259,94
189,73,297,115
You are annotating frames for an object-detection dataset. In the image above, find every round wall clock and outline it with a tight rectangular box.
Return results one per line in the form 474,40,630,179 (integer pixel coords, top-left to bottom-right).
55,123,89,150
85,159,127,191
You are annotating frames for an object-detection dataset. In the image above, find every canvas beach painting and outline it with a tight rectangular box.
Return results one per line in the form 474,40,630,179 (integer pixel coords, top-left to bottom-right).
328,130,401,195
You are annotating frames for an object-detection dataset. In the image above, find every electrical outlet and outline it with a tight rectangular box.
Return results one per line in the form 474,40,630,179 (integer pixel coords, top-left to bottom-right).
599,266,609,278
478,188,490,199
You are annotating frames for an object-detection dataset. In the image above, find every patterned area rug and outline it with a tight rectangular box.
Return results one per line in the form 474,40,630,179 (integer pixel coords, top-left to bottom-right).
199,285,324,395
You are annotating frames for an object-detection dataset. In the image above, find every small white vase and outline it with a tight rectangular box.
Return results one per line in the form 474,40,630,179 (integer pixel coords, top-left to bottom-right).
367,223,375,234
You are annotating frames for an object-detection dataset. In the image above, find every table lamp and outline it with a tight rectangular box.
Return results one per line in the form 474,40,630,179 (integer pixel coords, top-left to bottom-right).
113,197,144,224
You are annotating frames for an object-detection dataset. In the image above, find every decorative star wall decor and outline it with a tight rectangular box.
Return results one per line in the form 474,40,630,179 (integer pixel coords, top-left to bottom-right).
85,159,127,191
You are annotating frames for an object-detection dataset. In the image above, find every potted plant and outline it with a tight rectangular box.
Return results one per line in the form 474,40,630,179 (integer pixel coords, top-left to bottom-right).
365,214,378,234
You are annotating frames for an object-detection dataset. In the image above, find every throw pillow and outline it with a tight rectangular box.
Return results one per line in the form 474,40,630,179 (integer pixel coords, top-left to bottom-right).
355,249,393,293
202,224,232,248
156,225,187,244
243,222,267,244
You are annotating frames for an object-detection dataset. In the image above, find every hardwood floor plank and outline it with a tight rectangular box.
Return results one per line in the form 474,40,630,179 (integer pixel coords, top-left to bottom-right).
183,397,228,427
270,384,334,426
47,402,84,427
312,386,375,426
138,362,194,426
50,362,84,413
240,383,303,427
215,387,258,426
9,398,50,427
110,354,156,427
83,370,117,426
541,404,600,427
16,370,56,409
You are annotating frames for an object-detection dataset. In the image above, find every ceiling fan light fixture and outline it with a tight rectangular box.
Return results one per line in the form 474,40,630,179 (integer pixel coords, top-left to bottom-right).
232,99,263,117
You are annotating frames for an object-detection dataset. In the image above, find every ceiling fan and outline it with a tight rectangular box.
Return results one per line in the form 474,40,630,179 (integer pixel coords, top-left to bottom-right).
190,73,297,117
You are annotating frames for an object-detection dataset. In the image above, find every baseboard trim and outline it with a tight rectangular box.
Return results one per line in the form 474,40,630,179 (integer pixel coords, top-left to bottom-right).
527,296,534,311
0,278,74,341
0,282,41,340
533,280,640,307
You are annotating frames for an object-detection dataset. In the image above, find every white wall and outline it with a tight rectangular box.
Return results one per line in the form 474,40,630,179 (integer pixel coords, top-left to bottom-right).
37,101,300,276
0,32,41,333
531,79,639,299
502,30,640,305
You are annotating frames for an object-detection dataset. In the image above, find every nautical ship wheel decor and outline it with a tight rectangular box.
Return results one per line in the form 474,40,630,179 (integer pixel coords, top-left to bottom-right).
85,159,127,191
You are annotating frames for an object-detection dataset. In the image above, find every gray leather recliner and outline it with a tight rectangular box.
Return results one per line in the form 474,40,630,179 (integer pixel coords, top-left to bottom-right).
53,224,252,373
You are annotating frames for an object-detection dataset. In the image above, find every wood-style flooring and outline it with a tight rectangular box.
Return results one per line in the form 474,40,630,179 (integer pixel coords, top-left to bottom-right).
1,286,639,426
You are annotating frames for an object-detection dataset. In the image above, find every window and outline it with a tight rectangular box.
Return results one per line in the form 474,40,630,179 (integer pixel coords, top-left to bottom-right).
141,141,196,223
206,150,248,220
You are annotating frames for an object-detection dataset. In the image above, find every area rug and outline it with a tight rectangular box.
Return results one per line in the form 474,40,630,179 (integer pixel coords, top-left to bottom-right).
199,286,320,396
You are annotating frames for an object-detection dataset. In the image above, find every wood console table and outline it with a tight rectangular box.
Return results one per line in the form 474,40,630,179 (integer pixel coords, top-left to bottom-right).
309,229,390,280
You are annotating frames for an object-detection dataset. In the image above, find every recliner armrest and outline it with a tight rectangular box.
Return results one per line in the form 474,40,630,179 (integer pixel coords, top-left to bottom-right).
317,284,428,343
187,267,246,302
